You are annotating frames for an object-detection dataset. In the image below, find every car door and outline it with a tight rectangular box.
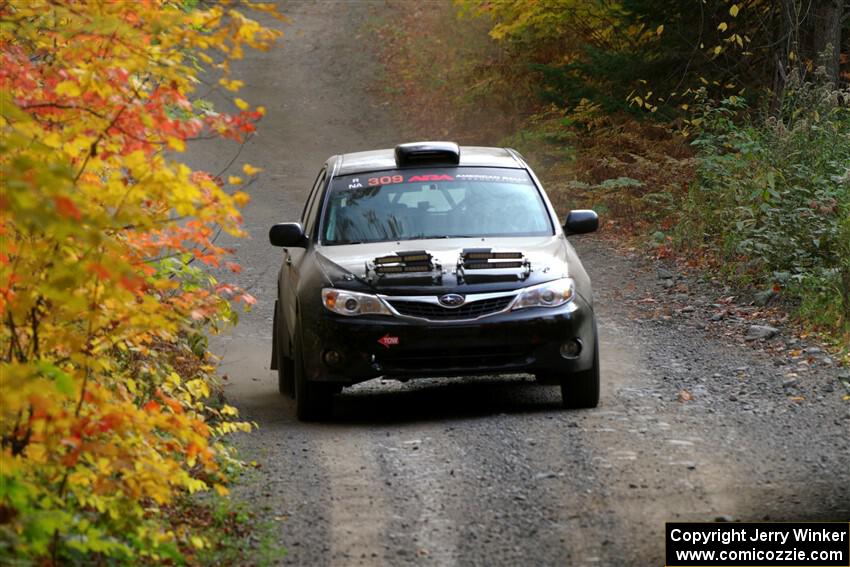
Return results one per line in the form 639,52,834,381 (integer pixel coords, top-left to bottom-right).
282,167,327,335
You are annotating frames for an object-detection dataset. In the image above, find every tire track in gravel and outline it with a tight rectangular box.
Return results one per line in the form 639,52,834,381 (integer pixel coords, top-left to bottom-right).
317,432,391,566
371,421,464,566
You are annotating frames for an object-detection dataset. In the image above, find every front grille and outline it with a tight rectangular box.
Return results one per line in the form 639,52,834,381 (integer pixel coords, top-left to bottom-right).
387,295,514,320
379,344,532,373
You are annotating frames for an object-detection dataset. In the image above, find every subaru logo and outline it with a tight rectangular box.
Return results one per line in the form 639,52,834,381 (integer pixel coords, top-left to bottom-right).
438,293,465,308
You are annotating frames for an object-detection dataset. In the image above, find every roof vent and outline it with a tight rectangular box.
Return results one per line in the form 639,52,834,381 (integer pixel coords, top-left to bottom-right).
394,141,460,167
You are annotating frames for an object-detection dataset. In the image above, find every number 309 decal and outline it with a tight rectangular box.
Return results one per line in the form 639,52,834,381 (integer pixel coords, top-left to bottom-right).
367,175,404,186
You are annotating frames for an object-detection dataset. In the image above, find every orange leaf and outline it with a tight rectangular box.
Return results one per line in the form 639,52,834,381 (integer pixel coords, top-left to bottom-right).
87,263,110,280
120,274,145,293
61,436,82,450
236,292,257,306
162,396,183,414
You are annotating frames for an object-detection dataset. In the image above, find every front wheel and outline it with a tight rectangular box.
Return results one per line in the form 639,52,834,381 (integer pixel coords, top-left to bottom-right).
559,319,600,409
293,332,335,421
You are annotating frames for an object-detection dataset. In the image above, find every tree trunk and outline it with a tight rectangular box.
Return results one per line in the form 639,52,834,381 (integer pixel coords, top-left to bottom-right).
841,265,850,329
770,0,798,114
810,0,843,84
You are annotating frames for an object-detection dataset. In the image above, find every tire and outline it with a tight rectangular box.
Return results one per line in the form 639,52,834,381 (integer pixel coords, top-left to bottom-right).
293,331,334,421
560,319,600,409
273,306,295,397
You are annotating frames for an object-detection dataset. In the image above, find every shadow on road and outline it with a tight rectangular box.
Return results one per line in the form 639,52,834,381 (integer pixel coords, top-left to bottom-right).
318,376,573,424
215,340,581,426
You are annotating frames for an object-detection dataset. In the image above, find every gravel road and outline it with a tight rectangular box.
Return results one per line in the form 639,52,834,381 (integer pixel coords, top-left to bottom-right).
186,2,850,565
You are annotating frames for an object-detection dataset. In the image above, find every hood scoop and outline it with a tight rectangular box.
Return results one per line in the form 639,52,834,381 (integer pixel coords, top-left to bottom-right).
366,250,443,285
457,248,531,284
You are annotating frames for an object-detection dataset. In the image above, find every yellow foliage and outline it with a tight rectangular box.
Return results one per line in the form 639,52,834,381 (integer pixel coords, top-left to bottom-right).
242,163,263,176
233,191,251,207
0,0,282,562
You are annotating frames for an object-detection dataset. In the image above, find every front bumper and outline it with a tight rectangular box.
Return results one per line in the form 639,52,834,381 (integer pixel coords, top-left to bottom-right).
300,296,596,385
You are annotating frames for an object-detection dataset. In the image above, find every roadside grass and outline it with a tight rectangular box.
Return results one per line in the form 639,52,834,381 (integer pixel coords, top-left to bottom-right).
369,1,850,361
165,493,284,567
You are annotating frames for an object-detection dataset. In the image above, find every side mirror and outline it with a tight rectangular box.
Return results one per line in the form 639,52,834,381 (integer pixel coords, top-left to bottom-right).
564,210,598,235
269,223,307,247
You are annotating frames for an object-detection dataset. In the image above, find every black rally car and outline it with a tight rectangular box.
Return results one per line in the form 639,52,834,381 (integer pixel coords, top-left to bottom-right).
269,142,600,420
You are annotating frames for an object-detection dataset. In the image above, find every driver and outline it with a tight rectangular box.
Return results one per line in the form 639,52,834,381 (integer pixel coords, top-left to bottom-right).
457,182,539,235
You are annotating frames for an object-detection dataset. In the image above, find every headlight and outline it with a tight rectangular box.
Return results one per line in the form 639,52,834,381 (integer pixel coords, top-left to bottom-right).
322,288,392,316
512,278,575,310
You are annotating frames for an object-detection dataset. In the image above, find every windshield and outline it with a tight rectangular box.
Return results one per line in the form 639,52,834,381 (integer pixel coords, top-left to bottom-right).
321,167,553,245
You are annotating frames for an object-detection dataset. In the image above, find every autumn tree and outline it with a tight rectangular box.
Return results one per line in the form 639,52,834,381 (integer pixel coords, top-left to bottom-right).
457,0,848,114
1,0,283,562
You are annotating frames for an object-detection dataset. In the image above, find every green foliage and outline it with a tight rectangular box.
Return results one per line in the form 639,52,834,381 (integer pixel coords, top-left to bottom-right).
456,0,669,114
683,73,850,331
529,47,653,114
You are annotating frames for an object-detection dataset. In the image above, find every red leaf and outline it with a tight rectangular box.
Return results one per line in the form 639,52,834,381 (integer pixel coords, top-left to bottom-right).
53,195,81,220
97,413,122,433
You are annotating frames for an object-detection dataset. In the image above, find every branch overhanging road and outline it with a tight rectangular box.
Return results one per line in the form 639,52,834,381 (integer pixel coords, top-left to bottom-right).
185,3,850,565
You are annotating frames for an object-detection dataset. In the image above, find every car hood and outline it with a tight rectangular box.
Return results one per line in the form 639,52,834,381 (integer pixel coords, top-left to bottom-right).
315,236,576,295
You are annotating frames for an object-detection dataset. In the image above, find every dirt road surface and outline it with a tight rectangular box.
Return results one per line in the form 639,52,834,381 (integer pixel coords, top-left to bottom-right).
186,2,850,565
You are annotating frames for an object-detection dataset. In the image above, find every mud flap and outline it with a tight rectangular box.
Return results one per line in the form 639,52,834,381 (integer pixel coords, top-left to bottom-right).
270,300,279,370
